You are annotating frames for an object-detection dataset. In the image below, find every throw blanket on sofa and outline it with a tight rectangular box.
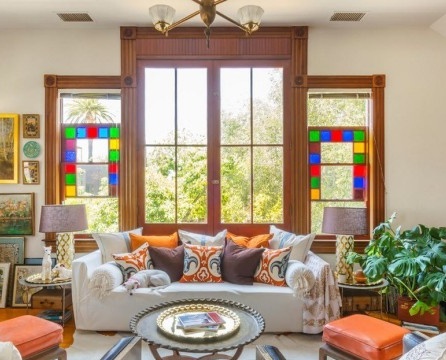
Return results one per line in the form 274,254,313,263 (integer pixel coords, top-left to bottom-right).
303,251,342,334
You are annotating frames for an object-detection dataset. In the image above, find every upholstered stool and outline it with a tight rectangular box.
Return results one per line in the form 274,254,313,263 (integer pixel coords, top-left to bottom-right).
319,314,410,360
0,315,66,360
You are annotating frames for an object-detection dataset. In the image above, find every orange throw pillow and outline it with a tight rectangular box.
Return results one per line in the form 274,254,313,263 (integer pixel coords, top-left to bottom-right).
226,232,272,248
254,246,292,286
130,232,178,251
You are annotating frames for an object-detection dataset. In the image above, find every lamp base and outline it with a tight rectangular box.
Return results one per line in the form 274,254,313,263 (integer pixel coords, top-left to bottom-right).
56,232,74,269
335,234,354,282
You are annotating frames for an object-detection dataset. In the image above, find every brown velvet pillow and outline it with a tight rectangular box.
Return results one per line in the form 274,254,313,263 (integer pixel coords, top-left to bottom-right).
149,244,184,282
222,240,265,285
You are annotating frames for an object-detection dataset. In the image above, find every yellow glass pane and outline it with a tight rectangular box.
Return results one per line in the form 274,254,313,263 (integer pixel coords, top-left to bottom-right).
65,186,76,197
109,139,120,150
311,189,320,200
354,143,365,153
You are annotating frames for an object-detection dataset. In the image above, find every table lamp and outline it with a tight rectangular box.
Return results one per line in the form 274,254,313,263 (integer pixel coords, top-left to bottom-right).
322,207,367,282
39,204,88,269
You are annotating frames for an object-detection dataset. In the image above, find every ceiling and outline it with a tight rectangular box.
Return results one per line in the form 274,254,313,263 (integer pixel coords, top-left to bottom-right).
1,0,446,32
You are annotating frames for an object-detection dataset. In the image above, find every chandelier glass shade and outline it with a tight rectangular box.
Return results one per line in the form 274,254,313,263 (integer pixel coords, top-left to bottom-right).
149,1,264,43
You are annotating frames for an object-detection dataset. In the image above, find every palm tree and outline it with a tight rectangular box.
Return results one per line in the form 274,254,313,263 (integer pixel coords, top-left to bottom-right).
65,99,115,124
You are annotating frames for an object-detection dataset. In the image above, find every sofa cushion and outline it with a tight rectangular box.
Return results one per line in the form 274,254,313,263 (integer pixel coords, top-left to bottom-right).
89,262,124,299
285,260,316,298
180,243,223,283
222,239,265,285
400,332,446,360
149,244,185,282
226,232,272,248
179,229,227,246
93,227,143,263
129,232,178,251
112,243,152,280
269,225,315,262
254,246,292,286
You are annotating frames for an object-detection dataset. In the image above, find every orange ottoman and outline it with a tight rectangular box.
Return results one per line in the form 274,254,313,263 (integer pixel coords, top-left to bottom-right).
320,314,410,360
0,315,66,360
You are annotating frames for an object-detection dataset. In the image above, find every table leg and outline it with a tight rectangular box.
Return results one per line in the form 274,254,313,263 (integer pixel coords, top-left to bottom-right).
148,344,244,360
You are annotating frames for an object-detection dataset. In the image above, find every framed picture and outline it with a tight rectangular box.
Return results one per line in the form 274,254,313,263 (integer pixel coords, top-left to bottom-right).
0,193,34,235
0,113,20,184
12,264,42,307
0,263,11,308
22,160,40,184
0,237,25,306
22,114,40,138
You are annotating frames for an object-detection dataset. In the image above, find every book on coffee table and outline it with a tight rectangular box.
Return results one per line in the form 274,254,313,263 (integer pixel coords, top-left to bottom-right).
177,311,225,329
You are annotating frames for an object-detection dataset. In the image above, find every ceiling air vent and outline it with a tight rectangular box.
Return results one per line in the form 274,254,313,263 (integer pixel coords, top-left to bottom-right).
330,12,365,22
57,13,93,22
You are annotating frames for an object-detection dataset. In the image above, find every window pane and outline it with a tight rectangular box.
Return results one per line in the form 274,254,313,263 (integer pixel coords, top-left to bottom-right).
145,147,175,223
321,166,352,200
145,68,175,144
177,147,207,223
76,139,109,162
321,143,352,163
221,147,251,223
221,68,251,145
74,164,109,196
61,97,121,124
253,146,283,223
253,68,283,144
177,69,207,145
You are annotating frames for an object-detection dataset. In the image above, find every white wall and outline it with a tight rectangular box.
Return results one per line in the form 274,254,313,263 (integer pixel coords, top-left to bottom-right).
1,26,445,258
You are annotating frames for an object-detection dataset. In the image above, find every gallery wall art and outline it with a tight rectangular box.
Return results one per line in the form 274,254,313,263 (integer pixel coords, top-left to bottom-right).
0,193,34,235
0,114,19,184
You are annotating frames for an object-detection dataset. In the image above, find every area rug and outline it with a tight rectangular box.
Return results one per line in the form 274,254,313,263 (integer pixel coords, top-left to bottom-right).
66,330,323,359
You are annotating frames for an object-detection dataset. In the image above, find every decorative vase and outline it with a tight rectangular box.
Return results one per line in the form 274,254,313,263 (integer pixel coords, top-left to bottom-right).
397,296,440,326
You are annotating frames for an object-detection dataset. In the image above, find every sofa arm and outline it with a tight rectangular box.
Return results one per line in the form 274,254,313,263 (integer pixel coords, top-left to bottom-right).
285,260,315,298
402,331,430,354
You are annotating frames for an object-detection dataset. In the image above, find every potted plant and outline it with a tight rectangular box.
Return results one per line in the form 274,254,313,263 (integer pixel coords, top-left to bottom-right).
347,213,446,324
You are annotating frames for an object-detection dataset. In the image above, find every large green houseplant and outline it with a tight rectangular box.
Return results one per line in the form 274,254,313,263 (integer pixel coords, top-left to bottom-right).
347,213,446,317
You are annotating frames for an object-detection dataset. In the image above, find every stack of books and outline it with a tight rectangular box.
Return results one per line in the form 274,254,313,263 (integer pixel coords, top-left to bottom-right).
176,311,225,332
401,321,440,335
37,309,73,324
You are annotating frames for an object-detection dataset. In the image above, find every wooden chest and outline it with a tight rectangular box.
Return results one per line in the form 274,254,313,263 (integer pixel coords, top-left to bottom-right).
342,288,383,313
31,288,72,310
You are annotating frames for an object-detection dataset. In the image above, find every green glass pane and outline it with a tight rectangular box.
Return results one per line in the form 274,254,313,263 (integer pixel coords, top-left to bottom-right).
65,127,76,139
354,130,365,141
353,154,365,164
65,174,76,185
110,127,120,138
309,130,320,142
311,177,320,189
321,143,352,163
109,150,119,162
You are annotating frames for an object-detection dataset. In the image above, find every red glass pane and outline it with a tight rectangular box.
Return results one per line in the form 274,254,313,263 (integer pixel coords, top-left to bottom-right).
309,142,320,154
354,165,367,177
65,164,76,173
331,130,343,142
310,165,321,177
87,127,98,138
109,163,119,173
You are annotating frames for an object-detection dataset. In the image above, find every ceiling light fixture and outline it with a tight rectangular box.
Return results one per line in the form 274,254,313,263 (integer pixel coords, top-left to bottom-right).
149,0,264,47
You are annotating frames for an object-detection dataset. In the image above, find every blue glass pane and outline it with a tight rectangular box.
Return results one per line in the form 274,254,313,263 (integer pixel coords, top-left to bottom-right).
342,130,354,142
65,151,76,162
320,131,331,142
309,153,321,164
109,174,118,185
76,127,87,138
354,177,365,189
99,127,109,138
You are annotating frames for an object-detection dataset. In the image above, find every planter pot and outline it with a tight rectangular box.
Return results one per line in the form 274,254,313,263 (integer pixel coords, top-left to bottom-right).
397,297,440,326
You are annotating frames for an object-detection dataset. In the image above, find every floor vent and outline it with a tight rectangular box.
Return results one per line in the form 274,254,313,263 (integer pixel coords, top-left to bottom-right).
57,13,93,22
330,12,365,22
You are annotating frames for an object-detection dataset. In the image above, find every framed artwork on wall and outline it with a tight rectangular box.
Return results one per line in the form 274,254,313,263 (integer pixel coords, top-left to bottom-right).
0,237,25,306
0,263,11,308
22,114,40,138
22,160,40,185
12,264,42,307
0,113,20,184
0,193,35,235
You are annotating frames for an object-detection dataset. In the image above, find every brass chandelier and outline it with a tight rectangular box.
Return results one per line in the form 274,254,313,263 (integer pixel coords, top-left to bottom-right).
149,0,264,46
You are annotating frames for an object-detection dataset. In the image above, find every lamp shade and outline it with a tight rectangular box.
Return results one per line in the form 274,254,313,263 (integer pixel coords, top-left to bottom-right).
149,4,175,26
237,5,264,26
322,207,368,235
39,204,88,233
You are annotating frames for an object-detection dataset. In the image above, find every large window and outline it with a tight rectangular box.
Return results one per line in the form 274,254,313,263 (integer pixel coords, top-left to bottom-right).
142,61,290,234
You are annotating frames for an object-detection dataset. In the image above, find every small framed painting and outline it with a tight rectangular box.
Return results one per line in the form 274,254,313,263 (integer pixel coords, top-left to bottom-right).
0,237,25,306
0,113,19,183
12,264,42,307
0,263,11,308
22,160,40,185
22,114,40,138
0,193,34,235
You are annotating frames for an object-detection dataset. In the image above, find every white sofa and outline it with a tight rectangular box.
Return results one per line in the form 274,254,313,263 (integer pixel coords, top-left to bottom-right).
72,249,341,334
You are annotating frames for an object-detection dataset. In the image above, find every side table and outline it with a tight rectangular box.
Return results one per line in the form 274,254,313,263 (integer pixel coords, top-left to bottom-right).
338,279,389,318
19,277,72,327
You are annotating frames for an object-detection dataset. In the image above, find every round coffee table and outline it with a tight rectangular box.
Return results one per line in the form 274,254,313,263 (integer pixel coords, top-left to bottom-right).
129,298,265,360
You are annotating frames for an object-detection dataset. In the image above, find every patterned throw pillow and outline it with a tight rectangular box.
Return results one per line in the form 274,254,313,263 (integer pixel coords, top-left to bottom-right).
226,232,272,248
269,225,315,262
254,246,292,286
180,243,223,283
179,229,227,246
112,243,152,280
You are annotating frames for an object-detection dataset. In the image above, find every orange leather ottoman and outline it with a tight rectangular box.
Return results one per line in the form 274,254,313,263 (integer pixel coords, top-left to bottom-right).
320,314,410,360
0,315,66,360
